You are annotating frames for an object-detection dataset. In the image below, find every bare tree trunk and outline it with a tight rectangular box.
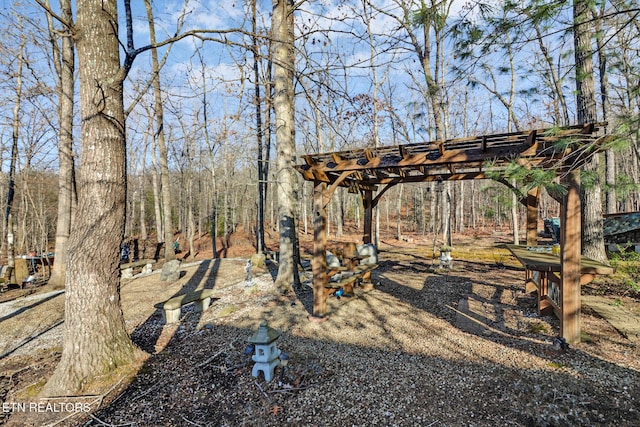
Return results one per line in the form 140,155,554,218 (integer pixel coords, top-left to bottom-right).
273,0,297,292
593,3,615,214
43,0,142,396
574,0,608,263
512,179,519,244
264,46,273,241
336,189,343,237
443,183,452,247
46,0,76,289
253,0,266,254
396,185,403,239
196,50,218,258
188,182,195,259
145,0,175,262
471,181,477,229
458,181,465,233
139,140,148,241
430,182,436,233
150,130,163,246
302,183,308,234
5,39,25,275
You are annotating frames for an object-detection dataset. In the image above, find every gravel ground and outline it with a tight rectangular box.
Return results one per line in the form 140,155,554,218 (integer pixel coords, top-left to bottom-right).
2,247,639,427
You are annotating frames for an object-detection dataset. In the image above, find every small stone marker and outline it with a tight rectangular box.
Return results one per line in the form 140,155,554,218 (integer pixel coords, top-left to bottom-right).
245,259,253,282
455,296,497,336
161,259,181,281
251,252,266,268
141,263,153,275
121,268,133,279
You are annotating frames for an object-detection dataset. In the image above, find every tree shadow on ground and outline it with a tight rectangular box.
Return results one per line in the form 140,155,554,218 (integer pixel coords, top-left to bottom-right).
374,258,537,338
371,255,635,362
0,291,64,324
130,259,221,353
88,303,640,427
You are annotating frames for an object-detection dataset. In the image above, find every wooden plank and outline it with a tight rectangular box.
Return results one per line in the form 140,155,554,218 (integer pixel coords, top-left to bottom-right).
324,171,356,207
325,275,358,289
364,149,375,162
399,145,407,159
296,123,605,178
504,244,613,275
526,130,537,146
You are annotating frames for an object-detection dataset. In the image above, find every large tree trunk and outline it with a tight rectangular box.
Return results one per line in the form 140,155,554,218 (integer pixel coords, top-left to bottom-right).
47,0,76,289
273,0,297,292
42,0,142,396
574,0,608,264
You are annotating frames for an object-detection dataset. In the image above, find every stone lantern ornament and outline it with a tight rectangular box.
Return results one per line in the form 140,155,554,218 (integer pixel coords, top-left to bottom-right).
248,320,282,381
439,245,453,269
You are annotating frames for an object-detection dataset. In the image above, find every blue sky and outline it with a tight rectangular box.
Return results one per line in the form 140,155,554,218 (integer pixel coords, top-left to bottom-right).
2,0,626,172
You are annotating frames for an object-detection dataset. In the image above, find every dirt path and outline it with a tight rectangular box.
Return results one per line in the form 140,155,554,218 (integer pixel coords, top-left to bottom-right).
0,290,65,359
0,258,251,360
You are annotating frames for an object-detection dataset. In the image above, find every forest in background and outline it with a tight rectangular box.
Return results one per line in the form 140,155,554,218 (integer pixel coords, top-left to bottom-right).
0,0,638,256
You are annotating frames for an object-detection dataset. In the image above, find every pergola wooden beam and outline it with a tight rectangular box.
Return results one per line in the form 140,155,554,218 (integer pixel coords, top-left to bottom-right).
298,124,599,171
300,142,538,176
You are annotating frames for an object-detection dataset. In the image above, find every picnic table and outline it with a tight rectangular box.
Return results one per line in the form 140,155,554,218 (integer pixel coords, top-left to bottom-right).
504,244,614,317
324,243,378,298
26,253,55,279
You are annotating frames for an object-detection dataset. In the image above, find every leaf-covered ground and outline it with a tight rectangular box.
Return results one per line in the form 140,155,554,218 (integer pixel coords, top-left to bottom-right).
1,232,639,426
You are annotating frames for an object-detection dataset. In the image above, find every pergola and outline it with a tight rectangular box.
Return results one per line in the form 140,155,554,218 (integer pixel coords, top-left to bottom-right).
295,122,610,345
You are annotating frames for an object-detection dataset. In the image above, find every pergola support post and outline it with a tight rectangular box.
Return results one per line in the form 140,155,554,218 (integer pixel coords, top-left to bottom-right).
363,190,373,244
526,187,540,246
311,180,328,320
560,170,582,345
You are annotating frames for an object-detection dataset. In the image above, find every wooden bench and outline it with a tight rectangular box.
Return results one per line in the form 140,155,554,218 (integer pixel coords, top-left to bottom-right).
504,244,613,317
120,259,154,278
325,263,378,298
155,289,218,323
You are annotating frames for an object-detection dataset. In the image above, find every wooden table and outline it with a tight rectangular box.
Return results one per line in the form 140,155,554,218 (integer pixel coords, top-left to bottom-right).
26,254,55,277
505,244,614,317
